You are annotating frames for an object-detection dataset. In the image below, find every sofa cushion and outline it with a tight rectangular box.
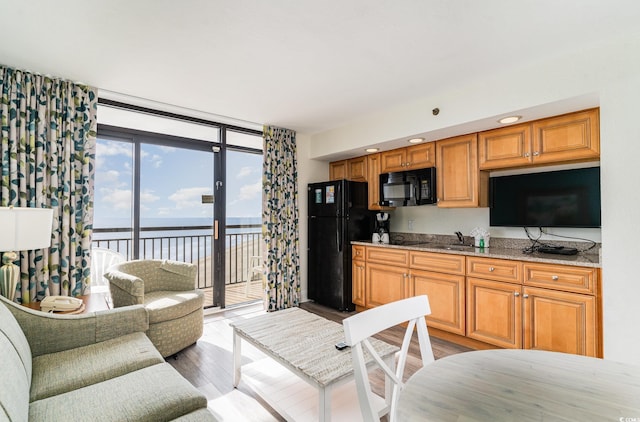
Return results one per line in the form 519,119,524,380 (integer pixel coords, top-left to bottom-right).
0,332,31,422
29,363,208,422
0,296,32,380
171,408,218,421
144,290,203,324
30,332,164,401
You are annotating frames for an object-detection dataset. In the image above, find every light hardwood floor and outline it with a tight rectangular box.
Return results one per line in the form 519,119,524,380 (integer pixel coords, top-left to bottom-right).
169,301,471,421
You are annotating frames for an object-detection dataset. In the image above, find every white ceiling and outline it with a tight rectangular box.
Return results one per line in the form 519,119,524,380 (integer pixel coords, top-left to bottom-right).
2,0,640,135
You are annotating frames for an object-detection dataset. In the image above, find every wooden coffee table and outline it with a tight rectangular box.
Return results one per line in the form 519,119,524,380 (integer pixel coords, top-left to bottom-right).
231,307,399,422
22,292,111,314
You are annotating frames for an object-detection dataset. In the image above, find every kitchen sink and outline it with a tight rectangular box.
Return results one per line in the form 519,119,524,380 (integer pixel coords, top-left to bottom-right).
428,244,475,251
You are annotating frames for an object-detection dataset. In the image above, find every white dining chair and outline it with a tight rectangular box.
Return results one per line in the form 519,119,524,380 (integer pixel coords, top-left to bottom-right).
90,247,126,294
342,295,435,422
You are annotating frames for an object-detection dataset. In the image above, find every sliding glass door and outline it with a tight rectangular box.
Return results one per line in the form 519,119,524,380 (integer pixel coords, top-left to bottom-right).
94,103,262,309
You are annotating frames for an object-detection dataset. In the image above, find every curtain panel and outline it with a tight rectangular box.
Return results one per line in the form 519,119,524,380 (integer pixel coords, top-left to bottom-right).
262,125,300,311
0,65,97,302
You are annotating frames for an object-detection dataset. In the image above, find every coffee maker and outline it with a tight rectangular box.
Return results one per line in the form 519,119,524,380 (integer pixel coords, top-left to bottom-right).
372,212,390,244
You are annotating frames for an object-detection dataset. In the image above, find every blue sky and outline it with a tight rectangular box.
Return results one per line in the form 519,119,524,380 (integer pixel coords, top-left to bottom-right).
93,139,262,226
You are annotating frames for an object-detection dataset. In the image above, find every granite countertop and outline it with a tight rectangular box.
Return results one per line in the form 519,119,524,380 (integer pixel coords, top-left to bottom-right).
351,240,601,268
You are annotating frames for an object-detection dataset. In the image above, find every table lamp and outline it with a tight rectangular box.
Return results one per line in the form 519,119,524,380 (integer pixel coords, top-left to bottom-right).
0,206,54,301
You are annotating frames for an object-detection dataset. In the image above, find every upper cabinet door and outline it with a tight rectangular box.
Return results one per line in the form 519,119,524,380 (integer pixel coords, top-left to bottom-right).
348,156,367,182
478,123,532,170
329,160,347,180
436,133,487,208
405,142,436,170
380,148,407,173
532,108,600,164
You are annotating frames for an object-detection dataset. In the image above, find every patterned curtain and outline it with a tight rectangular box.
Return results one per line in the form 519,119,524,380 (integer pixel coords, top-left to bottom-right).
262,125,300,311
0,65,97,303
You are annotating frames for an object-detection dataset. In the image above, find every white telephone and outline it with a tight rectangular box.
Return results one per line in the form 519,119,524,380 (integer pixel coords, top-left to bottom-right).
40,296,84,313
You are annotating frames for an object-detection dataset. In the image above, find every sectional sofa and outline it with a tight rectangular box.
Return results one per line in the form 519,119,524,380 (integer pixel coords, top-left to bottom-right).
0,295,216,421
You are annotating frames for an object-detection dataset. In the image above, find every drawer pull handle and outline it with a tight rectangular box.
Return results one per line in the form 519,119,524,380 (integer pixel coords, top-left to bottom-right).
552,275,559,281
489,267,495,272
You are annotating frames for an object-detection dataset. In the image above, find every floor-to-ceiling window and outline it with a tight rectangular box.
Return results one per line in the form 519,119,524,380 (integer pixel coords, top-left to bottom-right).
93,101,262,308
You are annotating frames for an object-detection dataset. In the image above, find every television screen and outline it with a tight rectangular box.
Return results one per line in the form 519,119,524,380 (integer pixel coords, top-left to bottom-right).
489,167,601,228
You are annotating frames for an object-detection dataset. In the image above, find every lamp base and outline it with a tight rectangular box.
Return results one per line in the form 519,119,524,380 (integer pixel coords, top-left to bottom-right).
0,252,19,301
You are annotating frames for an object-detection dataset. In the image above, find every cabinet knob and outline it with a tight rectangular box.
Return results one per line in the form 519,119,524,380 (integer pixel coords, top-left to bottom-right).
552,275,559,281
523,294,529,299
533,151,540,156
514,292,520,297
524,152,530,157
489,267,495,272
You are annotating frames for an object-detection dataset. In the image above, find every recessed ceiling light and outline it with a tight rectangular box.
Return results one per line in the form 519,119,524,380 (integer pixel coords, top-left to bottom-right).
498,116,522,124
408,138,424,144
365,148,379,153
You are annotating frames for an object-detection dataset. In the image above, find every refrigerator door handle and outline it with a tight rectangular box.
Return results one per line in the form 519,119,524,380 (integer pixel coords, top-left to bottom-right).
337,217,343,252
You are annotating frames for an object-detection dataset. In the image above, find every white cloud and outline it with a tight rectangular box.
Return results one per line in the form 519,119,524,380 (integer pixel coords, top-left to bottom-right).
168,187,213,210
99,188,132,211
96,170,121,184
236,166,255,178
229,181,261,205
97,141,132,157
141,189,160,204
149,154,163,168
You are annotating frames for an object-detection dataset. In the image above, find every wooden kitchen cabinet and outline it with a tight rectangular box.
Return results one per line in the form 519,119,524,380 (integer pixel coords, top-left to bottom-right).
523,286,598,357
412,268,466,335
467,277,523,349
532,108,600,165
352,245,366,307
523,262,596,294
365,262,409,308
478,108,600,170
329,160,347,180
329,157,367,181
436,133,488,208
352,245,601,357
366,153,395,211
478,123,532,170
380,142,436,173
352,261,366,307
467,257,522,284
409,251,466,335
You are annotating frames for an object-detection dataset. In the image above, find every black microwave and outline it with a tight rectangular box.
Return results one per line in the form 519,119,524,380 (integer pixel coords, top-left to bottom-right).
379,168,436,206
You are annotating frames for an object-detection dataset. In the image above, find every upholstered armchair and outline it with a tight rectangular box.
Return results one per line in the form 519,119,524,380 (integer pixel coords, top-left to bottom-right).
104,259,204,357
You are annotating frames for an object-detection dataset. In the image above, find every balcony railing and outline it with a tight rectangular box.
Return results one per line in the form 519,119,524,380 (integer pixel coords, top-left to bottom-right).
91,224,262,290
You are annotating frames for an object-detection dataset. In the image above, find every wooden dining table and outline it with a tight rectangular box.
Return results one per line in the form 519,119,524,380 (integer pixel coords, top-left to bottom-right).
396,349,640,421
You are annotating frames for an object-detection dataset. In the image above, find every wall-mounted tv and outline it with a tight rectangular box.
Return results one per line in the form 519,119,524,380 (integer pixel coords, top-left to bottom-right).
489,167,601,228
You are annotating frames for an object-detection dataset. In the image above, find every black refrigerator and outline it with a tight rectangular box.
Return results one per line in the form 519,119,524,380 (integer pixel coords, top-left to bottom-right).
307,180,373,311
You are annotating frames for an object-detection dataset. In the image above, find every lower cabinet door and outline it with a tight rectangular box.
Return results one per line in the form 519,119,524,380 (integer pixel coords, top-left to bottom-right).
466,277,522,349
523,286,598,357
352,260,366,307
365,262,408,308
412,269,465,335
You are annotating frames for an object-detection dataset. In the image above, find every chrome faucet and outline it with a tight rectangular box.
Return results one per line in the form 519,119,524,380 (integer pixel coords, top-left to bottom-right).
455,231,464,244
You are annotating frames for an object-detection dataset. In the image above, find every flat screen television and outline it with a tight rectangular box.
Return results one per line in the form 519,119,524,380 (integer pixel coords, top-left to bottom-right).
489,167,601,228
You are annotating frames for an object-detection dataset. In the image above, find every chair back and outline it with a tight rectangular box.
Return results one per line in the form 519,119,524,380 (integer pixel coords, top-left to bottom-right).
90,248,125,293
343,295,434,422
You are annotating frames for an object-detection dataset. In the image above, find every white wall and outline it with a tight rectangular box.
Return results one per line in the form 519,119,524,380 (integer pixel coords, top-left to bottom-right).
299,34,640,364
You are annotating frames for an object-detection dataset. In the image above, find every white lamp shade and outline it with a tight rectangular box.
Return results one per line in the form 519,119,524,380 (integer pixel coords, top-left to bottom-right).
0,207,54,252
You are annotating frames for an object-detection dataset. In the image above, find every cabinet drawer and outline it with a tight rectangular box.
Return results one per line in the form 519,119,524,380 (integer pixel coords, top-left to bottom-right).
523,263,596,294
409,251,465,275
366,247,410,266
467,257,522,284
352,245,366,261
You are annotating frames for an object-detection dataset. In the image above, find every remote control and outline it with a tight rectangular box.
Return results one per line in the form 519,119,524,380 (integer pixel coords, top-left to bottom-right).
335,342,349,351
